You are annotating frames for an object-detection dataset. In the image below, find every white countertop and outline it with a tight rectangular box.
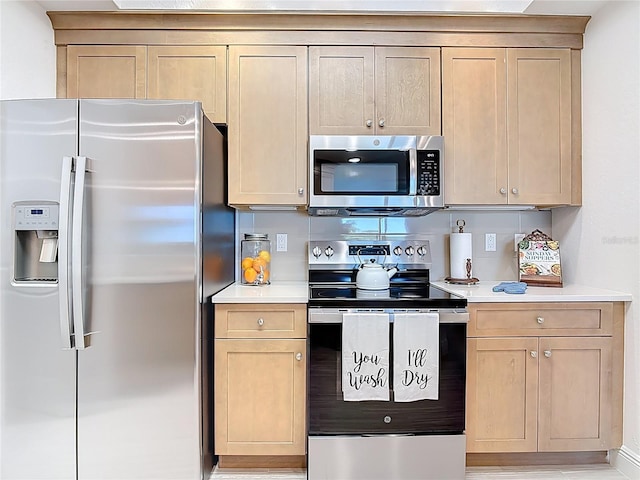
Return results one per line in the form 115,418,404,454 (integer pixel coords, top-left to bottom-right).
432,281,633,303
211,281,308,303
211,280,632,304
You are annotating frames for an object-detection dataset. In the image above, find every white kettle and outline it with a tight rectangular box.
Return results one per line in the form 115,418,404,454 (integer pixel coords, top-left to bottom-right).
356,260,398,290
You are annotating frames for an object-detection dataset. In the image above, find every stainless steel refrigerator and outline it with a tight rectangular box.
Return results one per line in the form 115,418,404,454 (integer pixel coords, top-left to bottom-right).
0,99,235,479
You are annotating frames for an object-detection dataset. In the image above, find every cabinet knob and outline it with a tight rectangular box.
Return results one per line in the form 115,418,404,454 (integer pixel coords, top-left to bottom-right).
512,188,519,195
378,118,385,127
296,352,302,361
500,188,507,195
257,318,264,326
366,119,373,128
298,187,304,196
530,351,538,358
383,415,392,424
536,316,544,324
544,350,552,358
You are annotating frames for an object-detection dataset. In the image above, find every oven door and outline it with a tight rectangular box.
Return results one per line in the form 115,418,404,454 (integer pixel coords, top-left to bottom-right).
307,311,466,435
307,308,468,480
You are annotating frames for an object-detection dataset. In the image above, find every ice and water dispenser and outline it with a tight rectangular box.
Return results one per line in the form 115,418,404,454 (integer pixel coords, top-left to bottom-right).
13,202,60,284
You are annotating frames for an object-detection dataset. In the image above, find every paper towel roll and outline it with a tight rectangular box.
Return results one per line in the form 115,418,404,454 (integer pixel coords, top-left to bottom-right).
450,232,472,279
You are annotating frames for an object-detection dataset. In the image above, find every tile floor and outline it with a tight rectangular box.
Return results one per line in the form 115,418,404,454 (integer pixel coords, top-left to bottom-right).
211,464,631,479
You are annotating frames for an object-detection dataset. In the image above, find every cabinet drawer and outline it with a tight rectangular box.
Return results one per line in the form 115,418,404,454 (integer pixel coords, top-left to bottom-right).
215,304,307,338
468,303,613,337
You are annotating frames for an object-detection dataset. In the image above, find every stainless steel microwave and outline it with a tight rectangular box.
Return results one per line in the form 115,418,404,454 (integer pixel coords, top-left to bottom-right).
308,135,444,216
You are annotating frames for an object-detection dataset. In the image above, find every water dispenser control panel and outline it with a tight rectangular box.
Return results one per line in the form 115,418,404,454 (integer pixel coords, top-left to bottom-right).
12,202,60,283
14,204,59,230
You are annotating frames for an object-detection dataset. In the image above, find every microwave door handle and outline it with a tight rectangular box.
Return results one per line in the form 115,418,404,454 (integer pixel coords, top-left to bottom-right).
58,156,74,350
71,156,90,350
409,148,417,195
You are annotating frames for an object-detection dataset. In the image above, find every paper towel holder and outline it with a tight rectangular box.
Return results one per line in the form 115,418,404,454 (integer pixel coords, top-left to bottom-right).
445,258,479,285
445,219,480,285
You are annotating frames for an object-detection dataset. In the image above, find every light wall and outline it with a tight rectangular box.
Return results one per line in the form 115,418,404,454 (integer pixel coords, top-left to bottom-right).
238,209,551,283
0,1,56,99
552,0,640,475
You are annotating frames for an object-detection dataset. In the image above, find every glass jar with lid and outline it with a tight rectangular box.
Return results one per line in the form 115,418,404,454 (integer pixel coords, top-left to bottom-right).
240,233,271,285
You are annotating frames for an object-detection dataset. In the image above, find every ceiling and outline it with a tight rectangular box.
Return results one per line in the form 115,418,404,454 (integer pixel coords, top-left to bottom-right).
35,0,608,15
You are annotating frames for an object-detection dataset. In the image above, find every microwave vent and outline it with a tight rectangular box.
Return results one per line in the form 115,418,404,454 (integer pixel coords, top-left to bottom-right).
308,207,441,217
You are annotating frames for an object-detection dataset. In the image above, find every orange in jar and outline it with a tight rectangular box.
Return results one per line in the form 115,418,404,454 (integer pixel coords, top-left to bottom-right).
241,257,254,271
243,267,258,283
252,257,268,273
258,250,271,262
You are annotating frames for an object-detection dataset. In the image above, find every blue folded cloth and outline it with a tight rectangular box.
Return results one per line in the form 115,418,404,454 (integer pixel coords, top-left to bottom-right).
492,281,528,294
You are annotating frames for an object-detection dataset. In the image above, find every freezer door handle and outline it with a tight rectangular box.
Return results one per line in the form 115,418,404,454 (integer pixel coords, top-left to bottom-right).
72,156,90,350
58,156,75,350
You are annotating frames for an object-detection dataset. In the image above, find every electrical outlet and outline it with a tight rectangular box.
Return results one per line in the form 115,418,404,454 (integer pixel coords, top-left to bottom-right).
485,233,497,252
514,233,526,252
276,233,287,252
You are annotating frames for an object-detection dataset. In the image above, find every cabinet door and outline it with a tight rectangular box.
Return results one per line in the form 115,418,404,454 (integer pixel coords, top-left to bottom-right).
442,48,508,204
538,337,612,451
309,46,375,134
375,47,441,135
466,337,538,453
67,46,146,99
507,49,572,205
228,46,308,205
214,339,306,455
148,46,227,123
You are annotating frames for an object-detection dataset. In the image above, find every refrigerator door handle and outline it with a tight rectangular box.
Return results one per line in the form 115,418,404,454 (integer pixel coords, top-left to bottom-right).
72,156,91,350
58,156,75,350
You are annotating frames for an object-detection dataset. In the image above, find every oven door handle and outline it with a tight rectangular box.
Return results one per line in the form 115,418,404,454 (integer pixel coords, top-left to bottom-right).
308,308,469,324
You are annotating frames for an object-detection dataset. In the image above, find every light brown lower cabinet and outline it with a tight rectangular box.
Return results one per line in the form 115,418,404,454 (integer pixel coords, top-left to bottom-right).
466,302,624,454
214,304,307,458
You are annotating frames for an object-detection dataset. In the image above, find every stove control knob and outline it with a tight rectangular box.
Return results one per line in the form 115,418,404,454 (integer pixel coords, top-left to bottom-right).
324,246,334,258
417,246,427,257
393,246,403,256
312,246,322,258
405,246,415,256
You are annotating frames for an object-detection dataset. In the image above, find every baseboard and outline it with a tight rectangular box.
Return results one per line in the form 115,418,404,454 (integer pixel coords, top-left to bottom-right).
610,446,640,479
217,455,306,469
466,451,608,467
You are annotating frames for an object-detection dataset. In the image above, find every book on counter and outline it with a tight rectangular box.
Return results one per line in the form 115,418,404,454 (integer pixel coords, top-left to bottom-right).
518,229,563,287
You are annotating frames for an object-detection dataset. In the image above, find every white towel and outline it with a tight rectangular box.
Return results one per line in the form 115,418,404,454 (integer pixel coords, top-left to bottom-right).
342,313,390,401
393,312,440,402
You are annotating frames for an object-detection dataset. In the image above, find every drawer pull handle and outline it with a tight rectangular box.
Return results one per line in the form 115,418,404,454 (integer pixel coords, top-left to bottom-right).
536,316,544,324
257,318,264,326
544,350,552,358
530,351,538,358
296,352,302,361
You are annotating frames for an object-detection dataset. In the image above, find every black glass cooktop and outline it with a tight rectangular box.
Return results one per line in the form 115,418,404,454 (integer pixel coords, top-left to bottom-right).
309,285,466,308
308,268,466,308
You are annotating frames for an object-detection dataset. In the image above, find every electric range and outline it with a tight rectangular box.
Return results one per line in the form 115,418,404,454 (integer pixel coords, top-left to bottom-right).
306,239,468,480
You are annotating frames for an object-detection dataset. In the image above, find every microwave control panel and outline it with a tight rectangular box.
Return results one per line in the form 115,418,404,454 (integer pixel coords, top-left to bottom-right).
417,151,440,195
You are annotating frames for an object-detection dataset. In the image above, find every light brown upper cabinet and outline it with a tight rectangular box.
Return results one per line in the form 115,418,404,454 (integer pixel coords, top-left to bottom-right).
443,48,573,206
309,46,441,135
227,46,308,206
67,46,147,99
147,46,227,124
